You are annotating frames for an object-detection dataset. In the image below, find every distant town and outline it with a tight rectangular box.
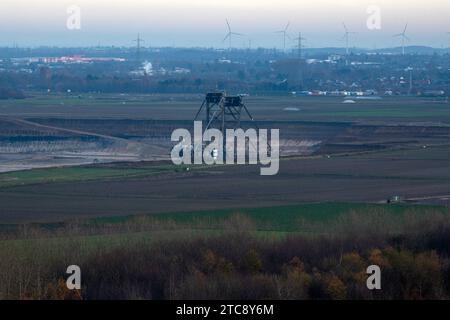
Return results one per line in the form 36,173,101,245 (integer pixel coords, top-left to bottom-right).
0,46,448,99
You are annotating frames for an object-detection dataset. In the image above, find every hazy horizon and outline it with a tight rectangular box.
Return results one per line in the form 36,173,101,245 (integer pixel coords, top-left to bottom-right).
1,0,449,49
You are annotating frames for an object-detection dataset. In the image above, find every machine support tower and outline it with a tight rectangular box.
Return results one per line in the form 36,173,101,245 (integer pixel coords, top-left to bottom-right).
194,92,270,158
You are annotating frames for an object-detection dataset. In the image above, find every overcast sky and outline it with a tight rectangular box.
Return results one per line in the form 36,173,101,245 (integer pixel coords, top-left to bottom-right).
1,0,449,48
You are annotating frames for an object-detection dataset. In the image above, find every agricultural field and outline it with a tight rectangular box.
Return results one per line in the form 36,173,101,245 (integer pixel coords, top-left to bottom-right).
0,163,186,188
0,92,449,123
0,143,450,223
0,93,449,223
0,92,450,223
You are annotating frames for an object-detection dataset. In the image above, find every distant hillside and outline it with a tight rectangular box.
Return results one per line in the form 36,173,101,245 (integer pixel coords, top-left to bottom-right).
372,46,448,55
302,46,448,56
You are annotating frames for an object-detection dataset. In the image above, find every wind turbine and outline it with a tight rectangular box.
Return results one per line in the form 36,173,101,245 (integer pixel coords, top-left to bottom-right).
275,22,291,52
342,22,356,56
223,19,244,50
394,23,410,55
293,32,307,59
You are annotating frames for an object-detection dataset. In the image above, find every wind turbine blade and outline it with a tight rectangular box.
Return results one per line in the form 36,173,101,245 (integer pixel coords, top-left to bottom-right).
343,22,348,33
404,35,411,41
232,32,244,36
403,23,408,34
226,19,231,32
223,33,231,42
285,22,290,32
